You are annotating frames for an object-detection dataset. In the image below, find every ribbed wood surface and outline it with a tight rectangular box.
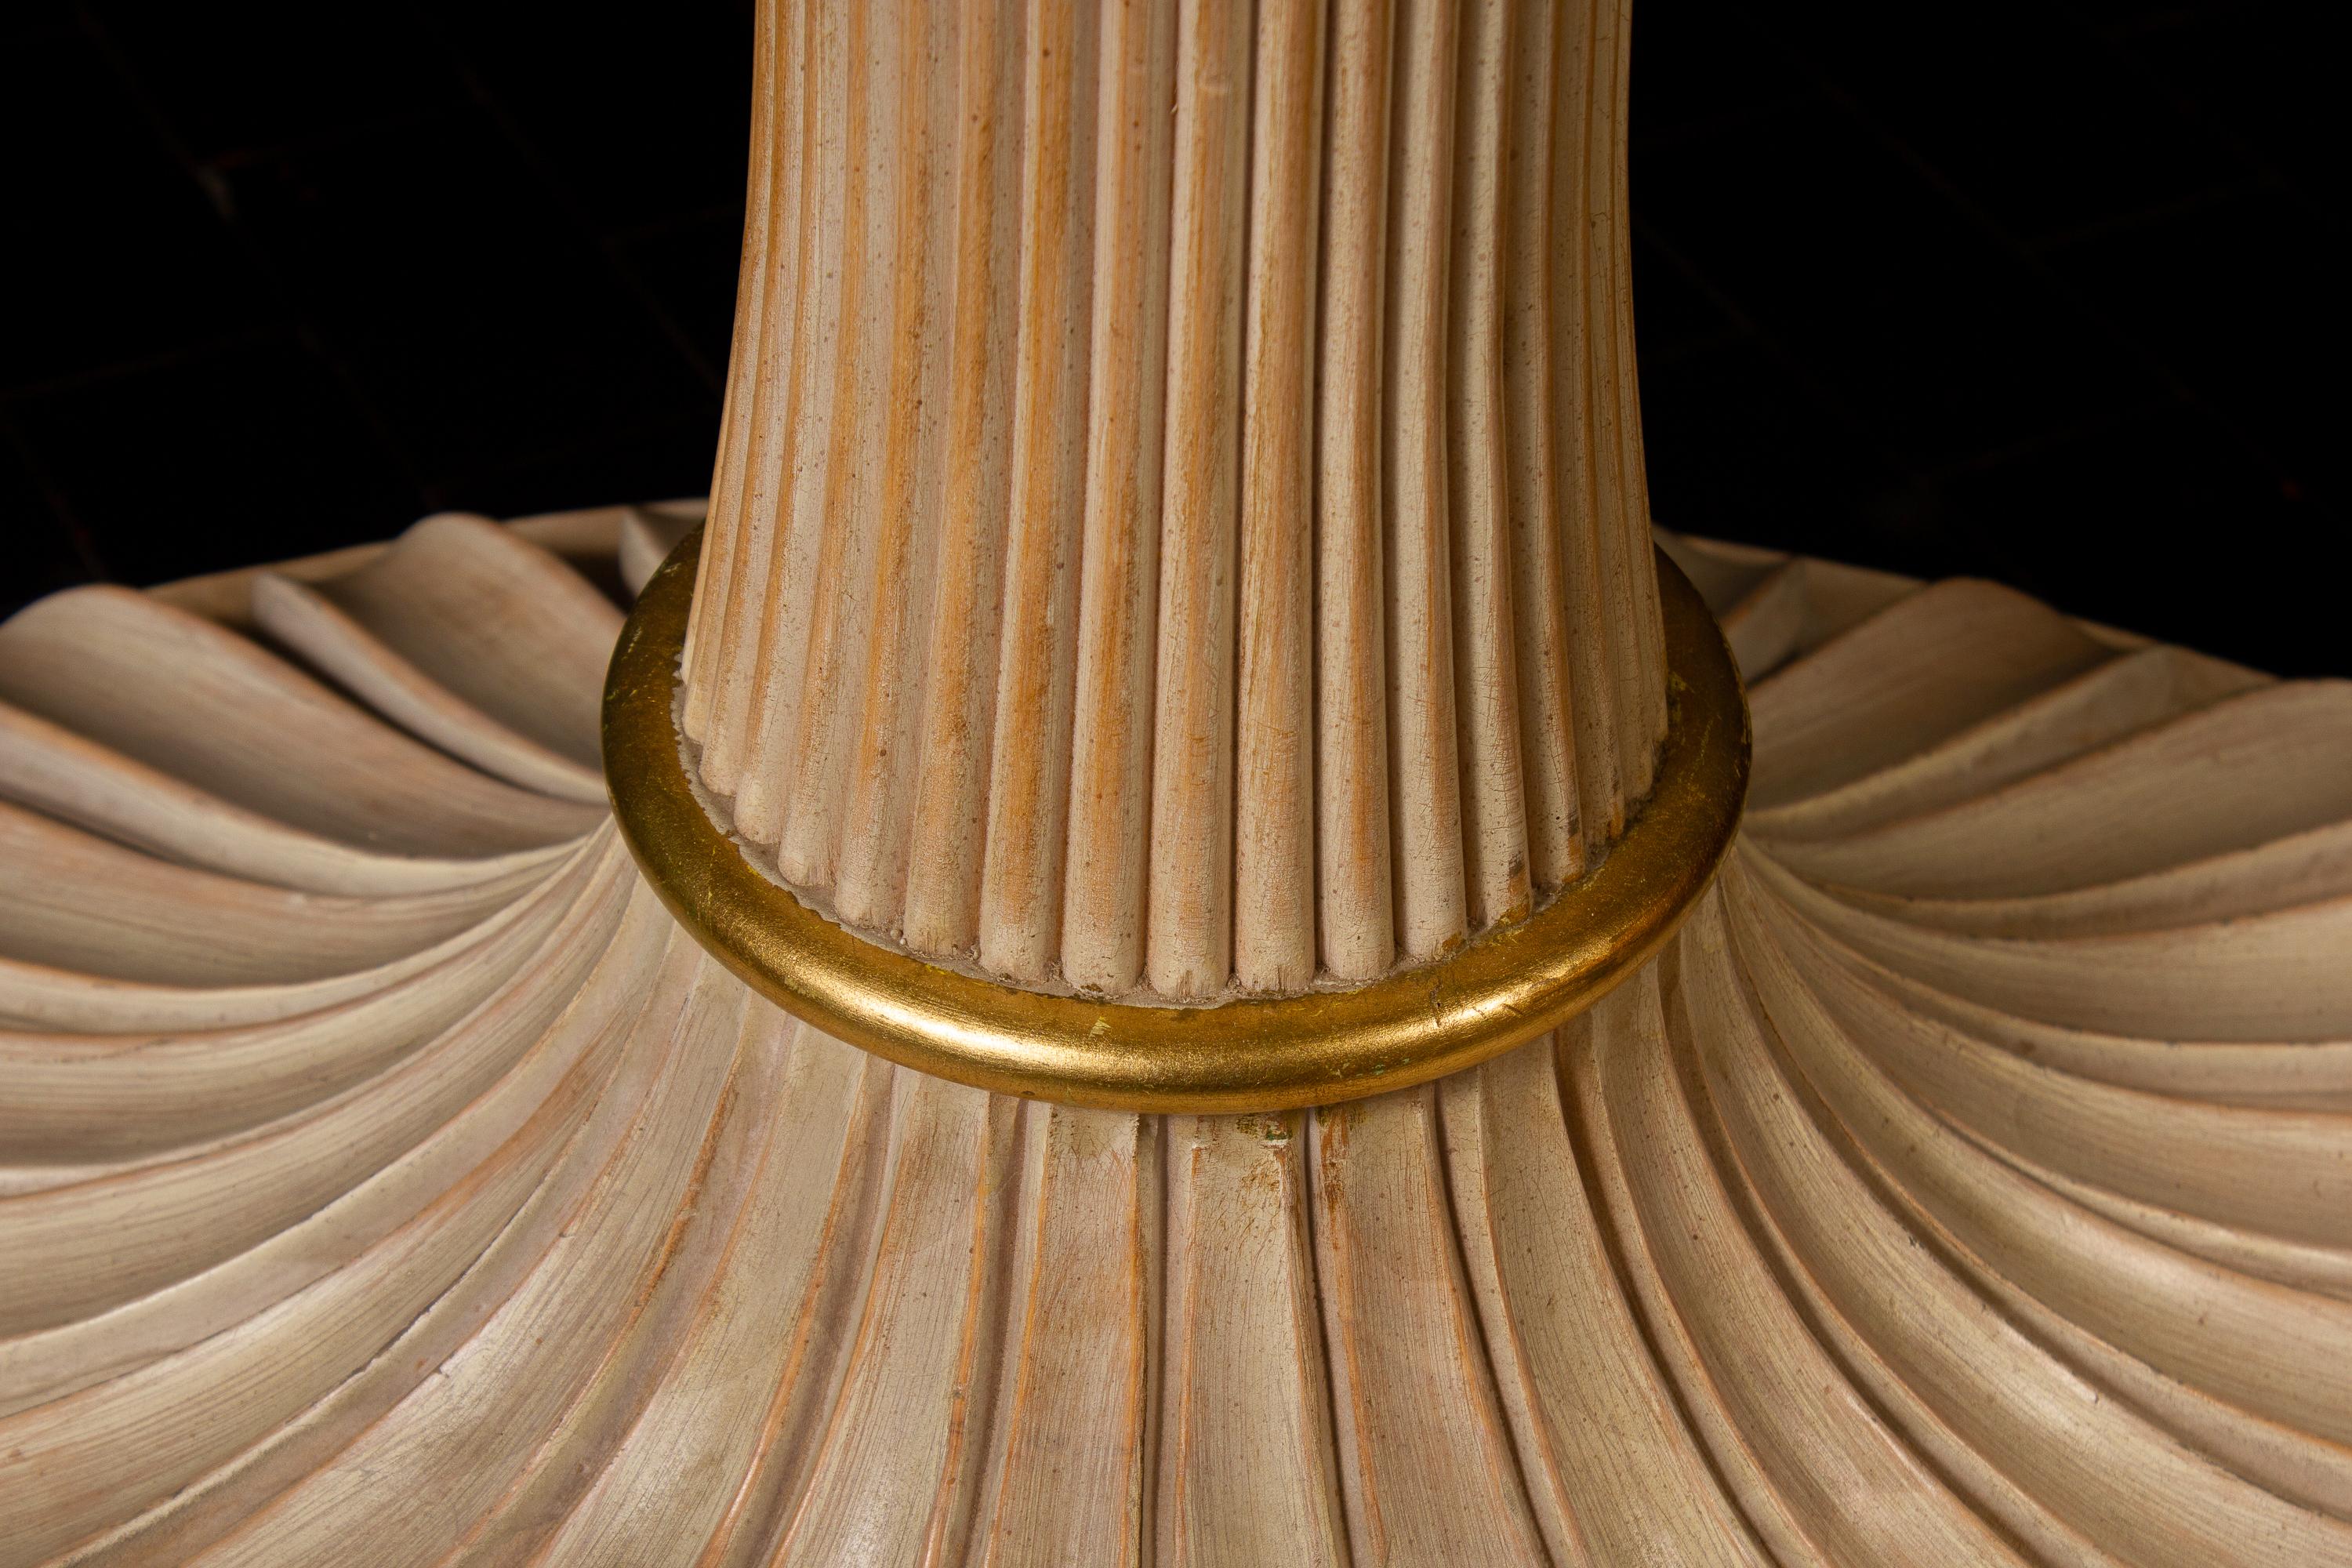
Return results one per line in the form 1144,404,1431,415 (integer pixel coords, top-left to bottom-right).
679,0,1666,1002
2,513,2348,1564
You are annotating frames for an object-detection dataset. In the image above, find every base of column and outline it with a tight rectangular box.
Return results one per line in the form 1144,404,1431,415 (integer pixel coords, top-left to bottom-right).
1,507,2343,1563
605,527,1748,1113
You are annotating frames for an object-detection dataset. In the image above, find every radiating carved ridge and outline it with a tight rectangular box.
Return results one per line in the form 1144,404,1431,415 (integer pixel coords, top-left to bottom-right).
2,510,2345,1564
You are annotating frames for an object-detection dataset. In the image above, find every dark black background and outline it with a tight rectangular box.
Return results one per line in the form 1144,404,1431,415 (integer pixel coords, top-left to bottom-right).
5,1,2346,673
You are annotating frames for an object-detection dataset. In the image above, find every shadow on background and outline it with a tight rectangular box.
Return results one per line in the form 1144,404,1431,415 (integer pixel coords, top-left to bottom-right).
3,0,2345,673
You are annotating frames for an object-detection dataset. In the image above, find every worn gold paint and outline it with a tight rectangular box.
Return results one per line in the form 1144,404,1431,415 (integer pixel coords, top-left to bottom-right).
604,528,1749,1112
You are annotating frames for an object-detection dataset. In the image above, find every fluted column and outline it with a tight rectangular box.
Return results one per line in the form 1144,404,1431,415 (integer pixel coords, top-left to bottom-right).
678,0,1665,1004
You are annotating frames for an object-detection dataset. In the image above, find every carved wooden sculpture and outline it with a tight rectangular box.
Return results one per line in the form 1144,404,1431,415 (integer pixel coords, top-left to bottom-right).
3,1,2347,1564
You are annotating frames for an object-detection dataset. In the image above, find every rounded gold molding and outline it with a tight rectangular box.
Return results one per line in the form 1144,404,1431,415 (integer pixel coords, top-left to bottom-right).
604,529,1750,1112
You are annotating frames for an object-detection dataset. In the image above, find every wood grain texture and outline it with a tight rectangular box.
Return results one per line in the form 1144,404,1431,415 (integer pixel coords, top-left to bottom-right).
2,516,2348,1562
678,0,1668,1003
4,0,2347,1555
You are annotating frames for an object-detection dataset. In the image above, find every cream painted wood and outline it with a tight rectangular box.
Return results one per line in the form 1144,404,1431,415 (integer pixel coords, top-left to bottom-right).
0,516,2343,1562
4,0,2348,1555
677,0,1669,1004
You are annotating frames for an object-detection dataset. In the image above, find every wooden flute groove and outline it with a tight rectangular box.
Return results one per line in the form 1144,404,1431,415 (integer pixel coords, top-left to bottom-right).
680,0,1674,1005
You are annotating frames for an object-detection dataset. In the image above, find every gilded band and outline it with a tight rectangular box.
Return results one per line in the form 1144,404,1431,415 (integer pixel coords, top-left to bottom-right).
604,528,1749,1112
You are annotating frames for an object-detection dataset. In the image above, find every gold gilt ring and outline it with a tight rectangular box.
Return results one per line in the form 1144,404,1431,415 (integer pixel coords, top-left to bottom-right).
604,528,1749,1113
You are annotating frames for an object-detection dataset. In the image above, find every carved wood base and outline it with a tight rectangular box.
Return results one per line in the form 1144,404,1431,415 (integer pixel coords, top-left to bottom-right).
2,509,2345,1564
